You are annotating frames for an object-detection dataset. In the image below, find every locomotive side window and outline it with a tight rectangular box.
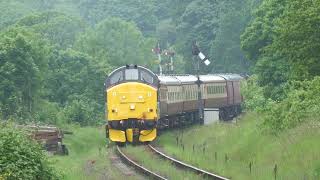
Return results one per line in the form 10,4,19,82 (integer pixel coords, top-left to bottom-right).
110,71,123,85
140,70,154,84
125,69,139,80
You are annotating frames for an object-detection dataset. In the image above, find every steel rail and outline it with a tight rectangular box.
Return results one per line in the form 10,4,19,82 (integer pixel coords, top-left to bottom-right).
148,144,229,180
116,145,168,180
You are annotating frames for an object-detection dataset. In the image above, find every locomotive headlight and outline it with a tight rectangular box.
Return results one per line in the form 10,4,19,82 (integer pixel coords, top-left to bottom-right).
130,104,135,110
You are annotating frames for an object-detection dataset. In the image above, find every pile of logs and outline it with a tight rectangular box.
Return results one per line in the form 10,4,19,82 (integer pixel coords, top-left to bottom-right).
23,125,69,155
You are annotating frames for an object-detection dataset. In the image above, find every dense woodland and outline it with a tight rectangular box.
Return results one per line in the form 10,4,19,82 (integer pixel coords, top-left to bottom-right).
1,0,320,179
0,0,319,130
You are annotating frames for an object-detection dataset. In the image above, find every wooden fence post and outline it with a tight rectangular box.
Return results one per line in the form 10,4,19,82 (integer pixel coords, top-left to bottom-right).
274,164,278,180
176,136,179,146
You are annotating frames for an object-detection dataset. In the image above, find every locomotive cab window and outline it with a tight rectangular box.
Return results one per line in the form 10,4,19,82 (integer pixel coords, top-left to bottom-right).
109,71,123,85
106,65,158,89
125,69,139,80
140,70,154,84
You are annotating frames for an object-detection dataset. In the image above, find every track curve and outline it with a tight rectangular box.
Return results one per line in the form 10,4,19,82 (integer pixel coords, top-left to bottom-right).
116,145,167,180
147,144,229,180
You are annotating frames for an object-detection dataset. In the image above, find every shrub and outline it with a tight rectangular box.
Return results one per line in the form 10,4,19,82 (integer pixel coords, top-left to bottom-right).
0,124,59,180
242,76,320,133
63,97,103,126
241,75,267,112
262,77,320,132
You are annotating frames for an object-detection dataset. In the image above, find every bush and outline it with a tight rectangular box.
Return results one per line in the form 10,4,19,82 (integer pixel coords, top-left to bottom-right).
0,124,59,180
242,76,320,133
63,97,103,126
241,75,267,112
33,100,64,125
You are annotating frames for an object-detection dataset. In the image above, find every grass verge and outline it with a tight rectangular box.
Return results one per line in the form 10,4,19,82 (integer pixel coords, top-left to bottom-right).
156,112,320,180
50,126,127,180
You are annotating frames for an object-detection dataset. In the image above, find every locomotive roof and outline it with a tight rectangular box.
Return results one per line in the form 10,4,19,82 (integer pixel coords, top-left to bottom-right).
107,65,156,77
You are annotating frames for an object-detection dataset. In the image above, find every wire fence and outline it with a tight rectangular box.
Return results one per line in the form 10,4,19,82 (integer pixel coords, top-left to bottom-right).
171,133,320,180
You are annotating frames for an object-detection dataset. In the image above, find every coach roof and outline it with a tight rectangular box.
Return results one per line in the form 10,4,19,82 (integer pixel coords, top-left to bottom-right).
158,76,181,85
199,75,225,82
214,74,243,81
174,75,198,84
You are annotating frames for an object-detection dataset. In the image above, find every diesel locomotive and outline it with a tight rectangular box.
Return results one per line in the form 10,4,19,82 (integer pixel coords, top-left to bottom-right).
105,65,243,144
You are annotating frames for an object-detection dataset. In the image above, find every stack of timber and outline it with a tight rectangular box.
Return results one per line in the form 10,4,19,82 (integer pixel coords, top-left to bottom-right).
21,125,69,155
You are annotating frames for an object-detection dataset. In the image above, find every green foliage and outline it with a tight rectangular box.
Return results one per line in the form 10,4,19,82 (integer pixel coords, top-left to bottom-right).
262,77,320,132
240,0,320,132
62,97,103,126
241,76,267,111
76,17,155,68
0,1,32,30
17,12,87,49
270,0,320,80
0,27,51,120
210,0,259,73
78,0,158,36
0,124,59,179
175,0,222,73
33,100,63,125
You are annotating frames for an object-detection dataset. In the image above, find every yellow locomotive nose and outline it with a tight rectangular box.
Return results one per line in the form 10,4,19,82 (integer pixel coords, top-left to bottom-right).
107,82,158,143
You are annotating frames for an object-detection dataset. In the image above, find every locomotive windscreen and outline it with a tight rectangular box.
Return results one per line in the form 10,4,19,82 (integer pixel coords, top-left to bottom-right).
125,69,139,80
109,71,123,85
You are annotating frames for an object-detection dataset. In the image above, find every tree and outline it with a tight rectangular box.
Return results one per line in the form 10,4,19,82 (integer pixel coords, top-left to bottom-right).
76,17,155,68
174,0,229,73
270,0,320,80
210,0,259,74
0,27,51,119
0,1,33,30
16,12,87,49
78,0,158,36
241,0,286,63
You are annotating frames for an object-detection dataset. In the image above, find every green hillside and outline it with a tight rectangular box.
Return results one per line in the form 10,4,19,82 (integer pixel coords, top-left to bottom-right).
156,113,320,179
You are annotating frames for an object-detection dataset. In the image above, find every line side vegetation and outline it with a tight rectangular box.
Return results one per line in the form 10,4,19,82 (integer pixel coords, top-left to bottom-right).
0,0,319,179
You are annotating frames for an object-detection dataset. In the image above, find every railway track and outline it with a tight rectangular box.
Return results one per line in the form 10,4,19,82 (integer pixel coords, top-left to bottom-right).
116,145,229,180
116,145,167,180
147,144,229,180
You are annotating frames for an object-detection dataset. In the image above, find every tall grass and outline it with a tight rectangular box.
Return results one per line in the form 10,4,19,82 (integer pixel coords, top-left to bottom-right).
156,112,320,180
51,126,127,180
